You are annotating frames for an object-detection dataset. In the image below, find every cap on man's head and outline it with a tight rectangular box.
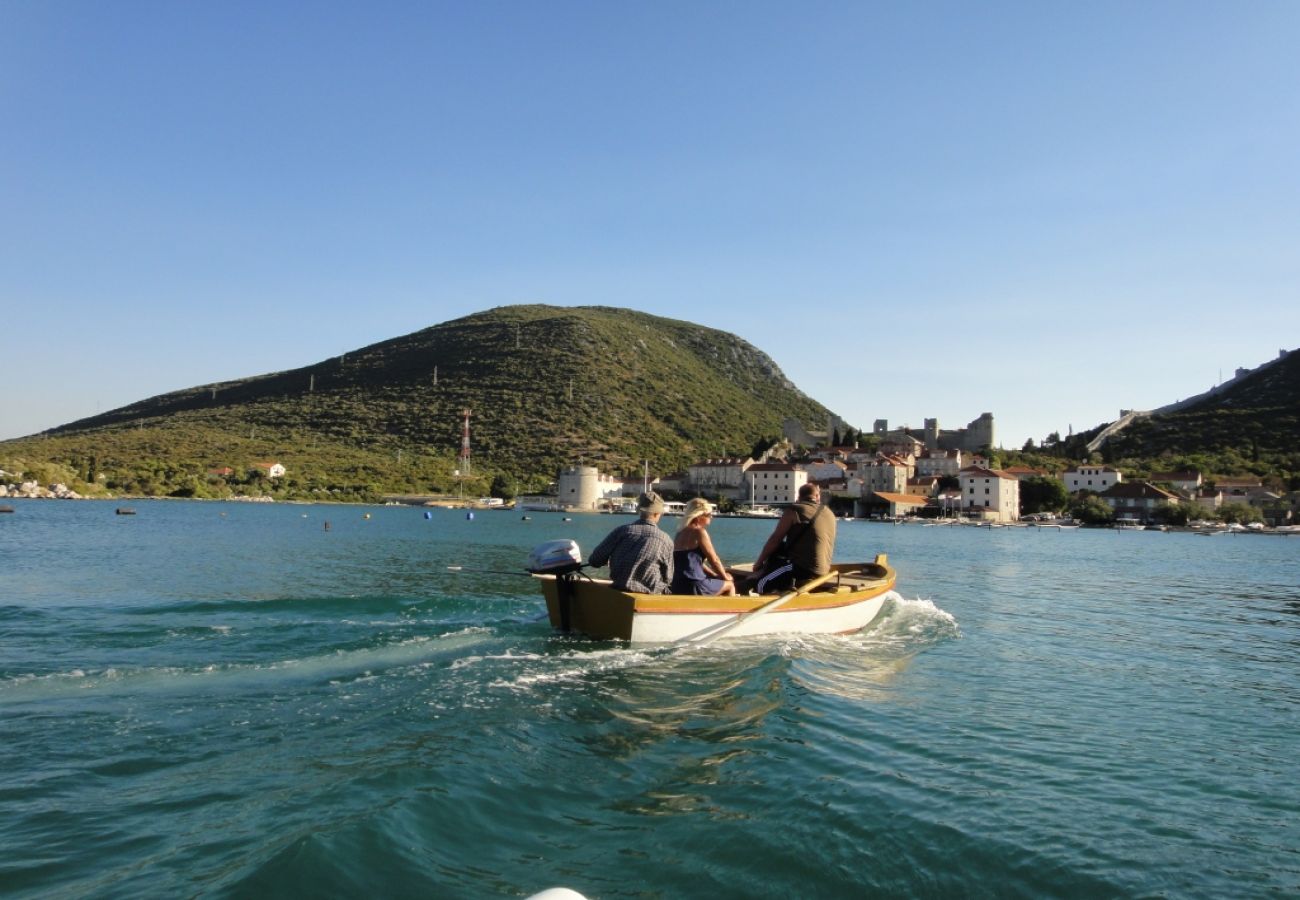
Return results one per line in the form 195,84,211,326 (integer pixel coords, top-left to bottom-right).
638,491,665,515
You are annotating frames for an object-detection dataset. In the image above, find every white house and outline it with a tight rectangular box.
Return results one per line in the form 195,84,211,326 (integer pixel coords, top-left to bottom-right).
251,461,286,479
959,466,1020,522
746,462,806,505
1061,465,1122,493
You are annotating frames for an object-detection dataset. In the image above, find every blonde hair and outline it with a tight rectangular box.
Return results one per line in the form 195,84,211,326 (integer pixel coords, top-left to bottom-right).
678,497,714,532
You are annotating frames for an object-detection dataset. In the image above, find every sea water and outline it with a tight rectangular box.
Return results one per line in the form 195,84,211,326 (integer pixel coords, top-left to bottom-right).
1,502,1297,898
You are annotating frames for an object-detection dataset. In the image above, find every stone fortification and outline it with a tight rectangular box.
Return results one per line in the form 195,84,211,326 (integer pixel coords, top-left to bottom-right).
872,413,995,452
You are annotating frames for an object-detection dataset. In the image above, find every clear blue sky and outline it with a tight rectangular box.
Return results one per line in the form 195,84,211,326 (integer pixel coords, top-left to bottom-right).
3,1,1298,449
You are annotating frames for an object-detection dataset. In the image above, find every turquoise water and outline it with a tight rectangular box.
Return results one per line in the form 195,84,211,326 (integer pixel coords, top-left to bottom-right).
2,501,1298,898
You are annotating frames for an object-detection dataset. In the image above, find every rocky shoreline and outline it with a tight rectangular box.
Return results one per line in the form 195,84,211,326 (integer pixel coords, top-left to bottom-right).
0,480,83,500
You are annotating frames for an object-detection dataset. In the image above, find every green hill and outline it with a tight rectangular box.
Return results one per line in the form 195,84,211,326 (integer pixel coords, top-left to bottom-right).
1055,348,1300,482
1,306,833,500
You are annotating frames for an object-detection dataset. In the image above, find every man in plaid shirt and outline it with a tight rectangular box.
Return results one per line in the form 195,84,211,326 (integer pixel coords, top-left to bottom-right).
588,491,674,593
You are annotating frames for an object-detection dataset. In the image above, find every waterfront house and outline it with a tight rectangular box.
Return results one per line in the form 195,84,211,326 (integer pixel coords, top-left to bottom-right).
959,466,1021,523
1213,476,1267,504
907,475,941,497
208,466,235,478
746,462,806,506
1061,464,1122,493
251,462,286,478
1194,488,1224,510
1150,470,1202,495
861,491,931,519
1098,482,1180,523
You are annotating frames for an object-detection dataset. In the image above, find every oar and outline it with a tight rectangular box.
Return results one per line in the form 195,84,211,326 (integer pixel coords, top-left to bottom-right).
675,569,838,646
446,565,537,578
446,565,589,579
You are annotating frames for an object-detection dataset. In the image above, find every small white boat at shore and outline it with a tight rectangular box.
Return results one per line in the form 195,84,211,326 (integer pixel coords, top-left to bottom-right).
736,505,781,518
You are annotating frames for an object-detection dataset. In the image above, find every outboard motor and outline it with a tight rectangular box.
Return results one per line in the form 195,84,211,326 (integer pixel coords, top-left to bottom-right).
527,540,584,632
527,539,584,576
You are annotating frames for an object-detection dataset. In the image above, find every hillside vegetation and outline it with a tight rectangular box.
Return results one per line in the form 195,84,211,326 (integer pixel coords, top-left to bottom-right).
1,306,831,500
1048,349,1300,485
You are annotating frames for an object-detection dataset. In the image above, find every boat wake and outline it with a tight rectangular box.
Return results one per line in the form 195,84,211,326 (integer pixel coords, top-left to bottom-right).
774,594,960,702
0,629,495,705
851,593,960,652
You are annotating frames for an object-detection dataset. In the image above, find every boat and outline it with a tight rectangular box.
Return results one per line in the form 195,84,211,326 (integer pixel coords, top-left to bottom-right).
533,555,898,643
736,504,781,518
1114,518,1146,530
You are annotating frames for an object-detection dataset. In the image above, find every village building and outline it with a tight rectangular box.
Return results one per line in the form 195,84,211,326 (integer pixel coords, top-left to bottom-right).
1213,476,1268,504
250,462,286,478
1098,482,1180,523
653,471,687,495
802,459,848,483
1194,488,1224,510
906,475,941,497
877,433,924,461
860,491,931,519
1150,471,1203,495
959,466,1021,523
1001,464,1051,481
1061,464,1122,493
852,455,910,497
687,457,753,499
915,449,964,478
747,462,806,505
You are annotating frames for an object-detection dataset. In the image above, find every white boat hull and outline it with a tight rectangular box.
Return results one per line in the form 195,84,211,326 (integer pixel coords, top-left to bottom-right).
536,559,897,644
625,590,898,643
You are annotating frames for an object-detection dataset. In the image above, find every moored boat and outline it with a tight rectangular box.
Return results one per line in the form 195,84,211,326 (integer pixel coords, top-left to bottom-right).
736,504,781,518
534,556,898,643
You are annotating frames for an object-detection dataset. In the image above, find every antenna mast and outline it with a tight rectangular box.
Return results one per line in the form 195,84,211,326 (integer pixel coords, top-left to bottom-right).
459,409,472,474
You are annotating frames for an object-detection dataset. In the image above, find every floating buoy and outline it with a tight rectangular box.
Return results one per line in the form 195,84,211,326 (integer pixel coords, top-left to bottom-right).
466,511,474,520
522,515,531,521
324,521,331,531
562,517,572,522
363,513,371,519
423,511,432,519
